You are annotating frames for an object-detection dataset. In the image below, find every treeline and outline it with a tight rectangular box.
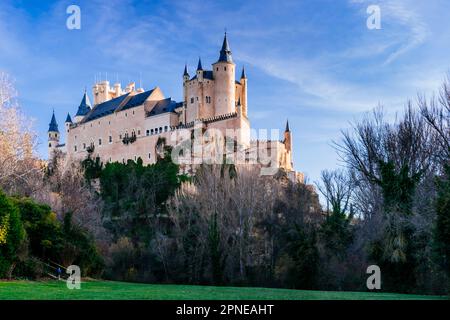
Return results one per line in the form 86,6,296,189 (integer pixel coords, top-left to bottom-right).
0,71,449,294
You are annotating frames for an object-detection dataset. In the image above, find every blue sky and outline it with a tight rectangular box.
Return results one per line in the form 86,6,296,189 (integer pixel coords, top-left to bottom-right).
1,0,450,184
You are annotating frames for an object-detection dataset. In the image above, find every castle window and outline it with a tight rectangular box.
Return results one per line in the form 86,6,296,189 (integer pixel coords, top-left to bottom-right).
164,126,168,132
125,113,127,117
196,97,198,101
224,67,226,71
190,97,194,104
99,138,102,146
74,146,77,152
132,111,135,115
109,157,112,162
159,127,162,133
83,143,86,149
109,136,112,143
150,129,154,135
138,130,141,135
146,130,149,136
148,153,151,159
216,67,218,71
49,143,51,147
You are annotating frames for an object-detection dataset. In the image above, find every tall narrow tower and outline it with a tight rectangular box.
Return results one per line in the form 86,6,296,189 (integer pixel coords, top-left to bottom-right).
283,120,293,170
48,110,60,159
182,64,190,124
212,33,236,116
240,66,248,118
284,120,292,152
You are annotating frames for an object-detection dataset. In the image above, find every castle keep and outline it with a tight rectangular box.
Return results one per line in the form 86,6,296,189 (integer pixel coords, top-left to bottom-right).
48,34,302,181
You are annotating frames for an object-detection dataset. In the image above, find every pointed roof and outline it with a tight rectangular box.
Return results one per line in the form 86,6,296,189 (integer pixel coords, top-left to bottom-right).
217,32,233,63
65,113,72,123
197,57,203,71
183,64,189,77
75,90,92,117
241,66,246,79
285,120,290,132
48,110,59,132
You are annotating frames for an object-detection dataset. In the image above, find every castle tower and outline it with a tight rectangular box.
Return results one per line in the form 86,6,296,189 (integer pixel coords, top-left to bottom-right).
212,33,236,116
240,66,247,118
93,81,111,105
196,57,203,82
283,120,293,170
284,120,292,152
65,113,72,133
74,90,91,123
48,110,60,159
182,64,190,124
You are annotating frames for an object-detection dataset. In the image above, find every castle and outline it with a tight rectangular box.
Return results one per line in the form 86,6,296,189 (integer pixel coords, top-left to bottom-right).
47,34,302,181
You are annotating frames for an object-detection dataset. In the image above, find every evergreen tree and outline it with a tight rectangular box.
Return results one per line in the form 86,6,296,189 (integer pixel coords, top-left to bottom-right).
434,164,450,282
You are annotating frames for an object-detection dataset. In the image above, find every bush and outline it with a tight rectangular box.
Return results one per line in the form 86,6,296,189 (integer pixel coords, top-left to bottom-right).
0,190,26,278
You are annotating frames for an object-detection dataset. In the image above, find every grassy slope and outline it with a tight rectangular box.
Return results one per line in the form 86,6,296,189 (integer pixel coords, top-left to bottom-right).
0,280,447,300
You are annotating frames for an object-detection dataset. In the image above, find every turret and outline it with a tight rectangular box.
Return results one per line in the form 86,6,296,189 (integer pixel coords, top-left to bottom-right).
48,110,60,159
240,66,247,118
93,80,111,104
74,90,91,123
65,113,72,133
284,120,292,152
182,64,190,124
212,32,236,116
183,64,190,82
196,57,203,82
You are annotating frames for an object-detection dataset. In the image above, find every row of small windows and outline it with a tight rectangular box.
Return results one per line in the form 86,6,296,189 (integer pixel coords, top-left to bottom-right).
215,66,232,71
73,126,169,152
190,96,212,104
146,126,168,136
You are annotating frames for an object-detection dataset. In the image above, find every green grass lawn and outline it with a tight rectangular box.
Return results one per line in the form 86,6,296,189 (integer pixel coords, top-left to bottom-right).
0,280,447,300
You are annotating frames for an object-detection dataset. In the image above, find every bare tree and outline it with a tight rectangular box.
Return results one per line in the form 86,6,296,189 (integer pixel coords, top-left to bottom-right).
0,71,41,196
419,76,450,163
334,106,434,185
316,169,353,216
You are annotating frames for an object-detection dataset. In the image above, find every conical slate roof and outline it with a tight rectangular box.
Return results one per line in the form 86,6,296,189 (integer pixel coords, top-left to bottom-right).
218,32,232,63
75,91,92,116
48,111,59,132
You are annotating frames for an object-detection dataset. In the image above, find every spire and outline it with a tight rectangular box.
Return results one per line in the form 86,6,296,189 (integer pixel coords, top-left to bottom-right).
65,112,72,123
197,57,203,71
218,32,233,63
48,110,59,132
75,90,92,116
241,66,246,79
183,64,189,77
285,119,290,132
